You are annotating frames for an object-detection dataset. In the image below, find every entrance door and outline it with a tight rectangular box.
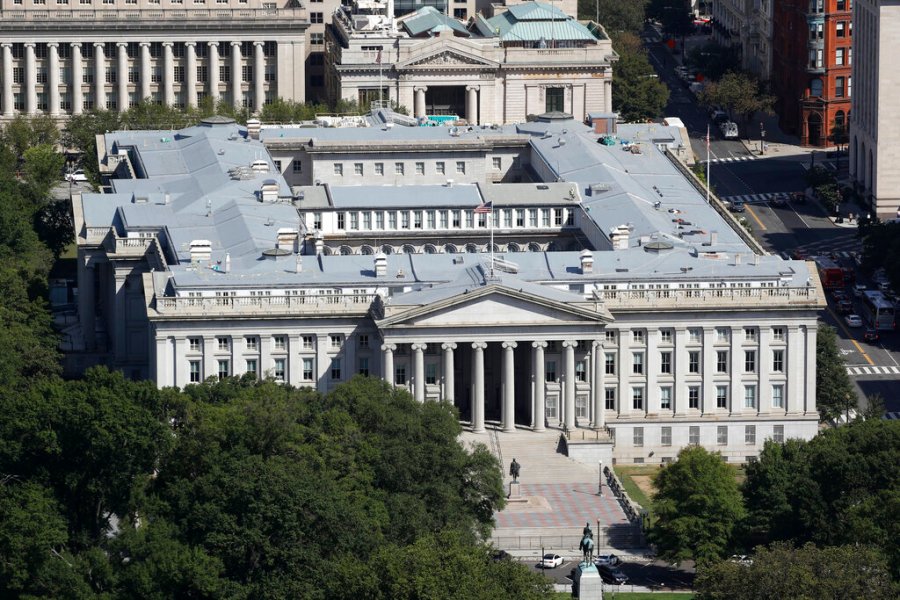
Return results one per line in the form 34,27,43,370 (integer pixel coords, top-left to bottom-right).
426,86,465,116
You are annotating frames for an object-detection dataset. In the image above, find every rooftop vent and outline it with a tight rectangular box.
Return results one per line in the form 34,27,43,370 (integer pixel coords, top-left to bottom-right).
609,224,631,250
260,179,279,203
590,183,611,195
374,252,387,277
246,118,261,140
189,239,212,264
277,227,299,253
580,249,594,274
250,159,269,174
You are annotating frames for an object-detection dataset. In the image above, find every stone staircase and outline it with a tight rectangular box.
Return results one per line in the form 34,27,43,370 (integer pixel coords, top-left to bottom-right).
460,427,600,484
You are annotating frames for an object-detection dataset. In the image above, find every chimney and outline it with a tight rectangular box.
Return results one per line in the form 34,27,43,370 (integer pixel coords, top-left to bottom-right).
374,252,387,277
260,179,278,203
709,230,718,246
735,253,742,265
246,118,261,139
580,249,594,274
224,252,231,273
295,254,302,274
189,239,212,264
314,231,324,256
609,225,630,250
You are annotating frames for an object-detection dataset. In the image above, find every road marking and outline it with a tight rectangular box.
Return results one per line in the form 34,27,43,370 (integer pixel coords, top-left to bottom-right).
789,201,811,229
846,365,900,376
827,307,875,365
744,204,767,231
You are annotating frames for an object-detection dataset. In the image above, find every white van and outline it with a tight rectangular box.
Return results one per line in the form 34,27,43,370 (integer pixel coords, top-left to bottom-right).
719,121,739,139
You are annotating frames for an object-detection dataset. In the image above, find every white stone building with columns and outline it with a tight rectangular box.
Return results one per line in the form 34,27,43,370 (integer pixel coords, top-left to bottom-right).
0,0,307,120
71,112,824,464
325,2,615,124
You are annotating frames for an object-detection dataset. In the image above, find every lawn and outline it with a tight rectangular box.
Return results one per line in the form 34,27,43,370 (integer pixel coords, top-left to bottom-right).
612,465,659,513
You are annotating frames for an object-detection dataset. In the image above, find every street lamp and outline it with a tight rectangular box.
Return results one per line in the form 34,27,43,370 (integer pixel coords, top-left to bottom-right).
597,460,603,496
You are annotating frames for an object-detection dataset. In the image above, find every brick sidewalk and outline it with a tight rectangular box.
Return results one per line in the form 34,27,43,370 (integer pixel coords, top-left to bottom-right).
495,483,630,529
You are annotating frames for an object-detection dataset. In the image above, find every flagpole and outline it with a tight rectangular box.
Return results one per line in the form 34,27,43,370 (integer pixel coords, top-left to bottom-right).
489,207,495,278
706,124,711,205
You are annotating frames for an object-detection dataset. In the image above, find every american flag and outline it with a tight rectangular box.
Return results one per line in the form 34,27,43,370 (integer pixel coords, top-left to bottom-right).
474,200,493,214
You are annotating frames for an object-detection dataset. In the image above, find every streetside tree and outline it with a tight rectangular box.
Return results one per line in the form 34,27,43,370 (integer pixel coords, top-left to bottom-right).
697,71,774,123
611,32,670,122
815,324,856,421
577,0,647,33
695,542,898,600
648,445,745,565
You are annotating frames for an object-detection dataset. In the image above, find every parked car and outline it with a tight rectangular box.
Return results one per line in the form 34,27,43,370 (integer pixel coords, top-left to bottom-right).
845,314,863,328
837,300,854,314
719,121,739,139
791,191,807,204
842,268,856,284
864,328,879,342
66,169,88,182
729,200,746,213
831,289,848,301
730,555,754,566
853,284,868,297
492,550,512,562
539,553,564,569
598,564,629,584
770,193,788,207
593,554,621,567
711,110,729,124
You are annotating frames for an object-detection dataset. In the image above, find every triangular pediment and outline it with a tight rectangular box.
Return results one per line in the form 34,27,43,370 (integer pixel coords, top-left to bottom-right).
397,45,499,70
376,284,611,330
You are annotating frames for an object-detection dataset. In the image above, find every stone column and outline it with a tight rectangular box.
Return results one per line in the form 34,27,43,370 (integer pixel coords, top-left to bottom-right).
501,341,517,432
94,43,105,111
253,41,265,113
230,41,242,108
803,325,817,415
24,43,36,114
674,327,688,416
466,85,478,125
202,336,215,383
414,87,426,118
208,42,220,104
758,327,771,414
562,340,577,430
441,342,456,401
71,43,83,115
412,343,426,402
471,342,487,433
645,329,658,415
155,336,168,385
604,79,612,113
730,327,741,415
77,257,96,351
288,334,301,386
2,44,12,117
163,42,174,106
381,343,396,386
592,340,605,429
185,42,197,108
116,43,128,112
702,327,716,414
140,42,151,101
532,341,547,431
48,43,60,116
173,337,186,387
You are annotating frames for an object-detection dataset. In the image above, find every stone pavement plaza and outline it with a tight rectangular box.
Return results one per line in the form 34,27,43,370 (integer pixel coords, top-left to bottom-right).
460,428,638,555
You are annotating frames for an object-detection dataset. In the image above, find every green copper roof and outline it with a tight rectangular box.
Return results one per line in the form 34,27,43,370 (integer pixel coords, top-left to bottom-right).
485,2,598,43
402,6,470,37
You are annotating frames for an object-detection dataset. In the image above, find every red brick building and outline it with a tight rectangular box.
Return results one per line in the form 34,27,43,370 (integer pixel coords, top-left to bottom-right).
772,0,852,147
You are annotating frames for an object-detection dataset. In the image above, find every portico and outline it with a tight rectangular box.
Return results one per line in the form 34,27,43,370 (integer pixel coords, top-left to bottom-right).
374,267,612,431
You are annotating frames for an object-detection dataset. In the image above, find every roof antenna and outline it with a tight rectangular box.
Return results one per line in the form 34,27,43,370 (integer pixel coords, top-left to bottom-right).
206,198,212,217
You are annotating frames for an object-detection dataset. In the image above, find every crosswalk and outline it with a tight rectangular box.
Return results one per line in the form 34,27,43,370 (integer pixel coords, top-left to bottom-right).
709,155,759,164
846,365,900,376
885,412,900,420
721,192,782,205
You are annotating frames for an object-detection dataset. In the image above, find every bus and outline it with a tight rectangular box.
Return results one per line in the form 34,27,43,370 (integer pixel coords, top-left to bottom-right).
814,256,844,289
861,290,896,331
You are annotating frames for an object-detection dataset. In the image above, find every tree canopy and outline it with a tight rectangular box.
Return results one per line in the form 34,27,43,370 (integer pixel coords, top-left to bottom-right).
578,0,646,33
648,446,745,565
611,32,670,122
698,71,775,122
815,324,856,421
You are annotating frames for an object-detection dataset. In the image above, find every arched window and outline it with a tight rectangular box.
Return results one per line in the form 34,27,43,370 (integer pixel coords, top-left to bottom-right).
401,244,416,254
381,245,394,255
444,243,458,254
527,242,542,252
339,245,353,255
423,244,437,254
507,242,521,252
465,243,478,253
360,245,375,255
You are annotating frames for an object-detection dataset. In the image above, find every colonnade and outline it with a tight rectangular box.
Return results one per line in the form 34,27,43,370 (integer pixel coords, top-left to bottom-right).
1,40,272,117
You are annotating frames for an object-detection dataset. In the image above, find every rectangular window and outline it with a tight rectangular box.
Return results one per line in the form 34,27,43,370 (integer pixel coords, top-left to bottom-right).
395,367,406,386
716,385,728,409
575,361,587,382
330,334,342,349
633,427,644,447
660,386,672,410
661,426,672,446
545,360,557,382
689,351,700,374
773,327,784,341
401,212,410,229
333,163,343,176
745,350,756,373
425,363,437,385
217,337,230,351
330,358,342,380
717,351,728,373
689,386,700,409
395,162,404,175
772,384,784,408
689,328,701,343
456,161,465,174
836,21,846,37
773,425,784,443
717,425,728,446
310,11,323,23
293,159,302,173
605,330,617,343
492,156,502,170
605,387,616,410
374,162,384,176
299,335,312,350
835,76,845,98
576,395,588,418
632,387,644,410
436,161,445,175
660,351,672,374
632,352,644,375
218,359,230,380
744,327,757,342
745,425,757,445
660,330,672,344
189,360,201,383
415,161,425,175
689,426,700,445
274,358,286,382
716,327,729,342
516,209,525,227
310,33,324,45
605,352,616,375
274,335,286,350
245,359,258,379
632,329,645,344
354,163,363,176
189,337,201,351
835,47,845,66
744,385,757,409
302,358,314,381
772,349,784,372
359,357,370,377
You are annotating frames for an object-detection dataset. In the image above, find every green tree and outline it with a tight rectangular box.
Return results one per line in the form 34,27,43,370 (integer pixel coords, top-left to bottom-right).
698,71,774,122
695,542,898,600
740,439,807,546
686,41,741,81
612,32,670,122
61,109,123,187
577,0,646,33
22,144,65,195
2,114,60,158
648,446,745,565
815,324,855,421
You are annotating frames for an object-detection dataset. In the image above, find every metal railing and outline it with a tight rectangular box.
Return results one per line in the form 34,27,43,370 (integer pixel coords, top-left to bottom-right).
153,293,376,316
592,285,822,309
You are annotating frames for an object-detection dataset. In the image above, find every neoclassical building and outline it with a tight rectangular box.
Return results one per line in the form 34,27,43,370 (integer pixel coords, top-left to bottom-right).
71,111,823,463
325,2,615,124
0,0,307,119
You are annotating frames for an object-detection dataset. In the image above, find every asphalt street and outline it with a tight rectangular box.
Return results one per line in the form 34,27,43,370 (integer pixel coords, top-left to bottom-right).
644,31,900,414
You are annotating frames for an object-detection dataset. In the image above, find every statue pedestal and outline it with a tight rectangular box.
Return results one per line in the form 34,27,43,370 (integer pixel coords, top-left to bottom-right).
572,562,602,600
507,481,526,503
